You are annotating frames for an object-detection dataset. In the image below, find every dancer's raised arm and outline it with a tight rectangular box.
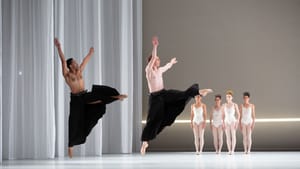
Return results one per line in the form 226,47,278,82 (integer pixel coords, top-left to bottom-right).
54,38,68,76
160,57,177,73
80,47,94,71
146,36,159,70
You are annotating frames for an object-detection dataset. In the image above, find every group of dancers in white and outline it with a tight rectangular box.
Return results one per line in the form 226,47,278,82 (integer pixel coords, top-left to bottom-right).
54,36,255,157
191,90,255,155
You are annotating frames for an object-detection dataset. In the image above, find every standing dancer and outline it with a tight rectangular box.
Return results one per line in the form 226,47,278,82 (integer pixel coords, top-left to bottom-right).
210,94,224,154
54,38,127,158
141,36,213,155
223,90,240,155
190,95,207,154
240,92,256,154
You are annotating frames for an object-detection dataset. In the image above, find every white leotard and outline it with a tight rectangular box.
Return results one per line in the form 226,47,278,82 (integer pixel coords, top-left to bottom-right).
224,104,236,125
241,105,253,125
212,108,223,127
193,106,204,125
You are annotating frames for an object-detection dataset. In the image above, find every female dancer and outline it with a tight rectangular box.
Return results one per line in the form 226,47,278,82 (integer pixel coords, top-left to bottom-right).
240,92,256,154
210,94,224,154
222,90,240,155
190,95,207,154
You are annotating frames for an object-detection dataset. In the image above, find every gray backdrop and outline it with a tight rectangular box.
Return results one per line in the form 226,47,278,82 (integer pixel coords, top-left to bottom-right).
143,0,300,151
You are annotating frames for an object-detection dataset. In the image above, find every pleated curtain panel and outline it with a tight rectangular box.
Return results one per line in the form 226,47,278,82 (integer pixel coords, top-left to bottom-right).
0,0,142,160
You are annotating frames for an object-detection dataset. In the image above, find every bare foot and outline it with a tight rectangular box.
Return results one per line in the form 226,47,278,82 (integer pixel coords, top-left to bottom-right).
140,141,149,155
68,147,73,158
112,94,128,101
199,89,213,96
118,94,128,101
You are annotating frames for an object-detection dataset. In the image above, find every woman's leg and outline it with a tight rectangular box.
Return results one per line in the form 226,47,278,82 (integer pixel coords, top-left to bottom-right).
193,123,200,154
199,126,205,153
231,124,237,154
247,125,252,153
225,124,232,154
242,124,247,153
212,126,218,153
217,126,223,153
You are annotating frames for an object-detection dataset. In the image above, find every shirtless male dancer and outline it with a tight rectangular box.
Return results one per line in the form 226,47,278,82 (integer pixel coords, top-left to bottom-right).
141,36,213,154
54,38,127,158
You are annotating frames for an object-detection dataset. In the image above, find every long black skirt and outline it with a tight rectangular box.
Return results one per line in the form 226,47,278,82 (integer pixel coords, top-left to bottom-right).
68,85,120,147
141,84,200,141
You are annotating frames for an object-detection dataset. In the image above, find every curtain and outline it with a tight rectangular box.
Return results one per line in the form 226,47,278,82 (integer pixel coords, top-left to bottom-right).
2,0,55,159
1,0,142,160
0,0,2,163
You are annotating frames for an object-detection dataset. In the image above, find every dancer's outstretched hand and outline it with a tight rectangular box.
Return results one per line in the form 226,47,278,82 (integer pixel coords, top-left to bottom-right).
152,36,159,46
170,57,178,65
54,38,60,47
89,47,95,54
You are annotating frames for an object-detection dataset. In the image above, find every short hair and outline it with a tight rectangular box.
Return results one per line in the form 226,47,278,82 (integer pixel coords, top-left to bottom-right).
66,58,73,69
226,90,234,96
243,92,250,97
215,94,221,99
147,55,152,63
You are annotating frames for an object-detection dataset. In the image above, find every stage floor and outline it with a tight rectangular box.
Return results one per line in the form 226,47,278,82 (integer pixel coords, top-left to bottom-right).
1,152,300,169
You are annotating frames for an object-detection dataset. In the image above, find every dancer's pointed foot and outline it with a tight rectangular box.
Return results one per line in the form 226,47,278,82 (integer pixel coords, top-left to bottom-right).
68,147,73,158
140,141,149,155
112,94,128,101
199,89,213,96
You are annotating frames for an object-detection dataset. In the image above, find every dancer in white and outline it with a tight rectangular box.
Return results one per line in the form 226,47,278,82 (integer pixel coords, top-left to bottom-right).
210,94,224,154
190,95,207,154
222,90,240,155
239,92,256,154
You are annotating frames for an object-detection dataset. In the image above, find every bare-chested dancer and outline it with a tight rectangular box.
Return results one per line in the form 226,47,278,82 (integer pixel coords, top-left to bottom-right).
54,38,127,158
140,36,213,155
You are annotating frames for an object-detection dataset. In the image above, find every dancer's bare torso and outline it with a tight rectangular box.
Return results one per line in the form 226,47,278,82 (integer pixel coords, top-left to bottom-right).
64,71,85,94
146,67,164,93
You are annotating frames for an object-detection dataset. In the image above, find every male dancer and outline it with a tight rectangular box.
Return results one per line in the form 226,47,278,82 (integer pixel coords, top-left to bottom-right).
54,38,127,158
141,36,213,154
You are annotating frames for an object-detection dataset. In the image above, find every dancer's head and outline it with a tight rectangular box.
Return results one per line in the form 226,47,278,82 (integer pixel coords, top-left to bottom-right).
194,95,202,103
215,94,221,105
226,90,233,102
147,55,160,67
67,58,79,72
243,92,250,103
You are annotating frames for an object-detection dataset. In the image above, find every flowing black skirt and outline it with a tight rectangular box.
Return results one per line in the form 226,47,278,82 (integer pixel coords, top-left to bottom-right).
68,85,120,147
141,84,199,141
